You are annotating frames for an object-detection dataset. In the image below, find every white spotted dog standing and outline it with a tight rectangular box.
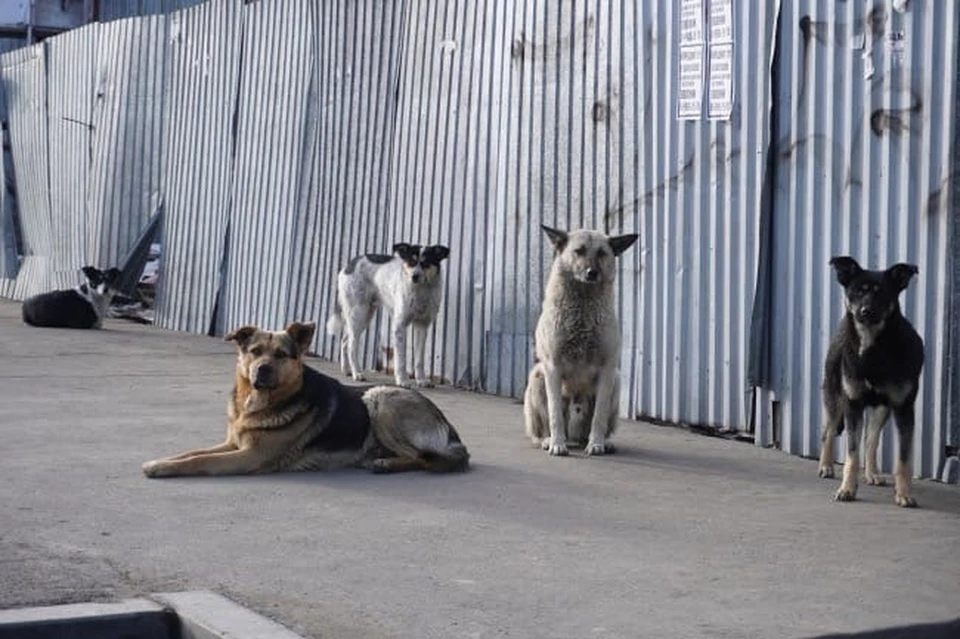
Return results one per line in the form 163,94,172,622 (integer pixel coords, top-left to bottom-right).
327,243,450,388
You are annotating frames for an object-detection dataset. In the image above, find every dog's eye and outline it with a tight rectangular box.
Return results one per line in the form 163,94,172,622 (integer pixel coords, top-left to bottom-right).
249,346,263,356
596,249,607,258
275,351,289,359
574,246,587,256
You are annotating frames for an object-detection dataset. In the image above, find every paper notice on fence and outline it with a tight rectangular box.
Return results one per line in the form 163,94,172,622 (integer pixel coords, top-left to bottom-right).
709,0,734,44
708,43,734,120
680,0,704,45
678,45,704,120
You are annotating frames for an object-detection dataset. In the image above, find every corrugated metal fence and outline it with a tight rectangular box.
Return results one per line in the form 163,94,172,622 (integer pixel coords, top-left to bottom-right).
0,0,955,477
751,0,959,479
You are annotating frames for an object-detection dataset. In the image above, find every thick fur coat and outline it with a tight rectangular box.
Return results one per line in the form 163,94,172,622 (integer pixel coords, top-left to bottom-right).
524,225,638,456
142,322,469,477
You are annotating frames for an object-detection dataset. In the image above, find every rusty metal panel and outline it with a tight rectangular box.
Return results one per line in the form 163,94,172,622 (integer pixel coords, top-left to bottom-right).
155,0,243,334
758,0,957,478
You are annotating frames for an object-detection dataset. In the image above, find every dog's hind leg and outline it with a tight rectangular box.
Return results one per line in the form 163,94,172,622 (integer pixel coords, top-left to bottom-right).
585,368,618,456
344,307,369,381
892,404,917,507
366,456,426,474
523,366,550,447
338,333,350,376
542,363,569,456
411,322,433,387
392,318,412,387
835,403,864,501
818,393,843,479
602,375,621,453
863,406,890,486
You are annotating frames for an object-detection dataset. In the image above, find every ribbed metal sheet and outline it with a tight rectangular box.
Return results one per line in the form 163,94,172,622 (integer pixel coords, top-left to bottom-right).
629,1,777,430
294,0,405,359
155,0,243,334
0,111,13,292
45,24,97,277
0,44,55,299
218,0,314,333
0,36,21,292
89,15,166,271
98,0,207,22
375,0,777,428
0,0,955,480
755,0,957,478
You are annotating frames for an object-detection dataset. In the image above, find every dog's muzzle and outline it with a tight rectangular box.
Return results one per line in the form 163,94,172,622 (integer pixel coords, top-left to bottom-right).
252,365,277,390
855,305,884,325
585,268,600,282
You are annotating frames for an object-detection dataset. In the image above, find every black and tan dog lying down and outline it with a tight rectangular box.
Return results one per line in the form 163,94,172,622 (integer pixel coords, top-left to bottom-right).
142,322,469,478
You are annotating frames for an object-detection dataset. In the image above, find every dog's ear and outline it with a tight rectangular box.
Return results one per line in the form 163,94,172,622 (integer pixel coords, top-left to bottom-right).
885,263,919,292
81,266,100,281
285,321,317,354
392,243,413,259
224,325,258,348
541,225,568,252
430,245,450,261
104,267,121,283
829,256,863,287
609,233,639,257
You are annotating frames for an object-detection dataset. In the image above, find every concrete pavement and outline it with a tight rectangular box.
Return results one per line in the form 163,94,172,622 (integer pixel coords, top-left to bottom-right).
0,300,958,639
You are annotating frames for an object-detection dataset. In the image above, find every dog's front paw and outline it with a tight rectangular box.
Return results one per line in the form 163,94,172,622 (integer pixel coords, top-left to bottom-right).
584,440,608,456
396,378,416,389
351,372,367,382
818,464,835,479
142,460,167,478
864,471,887,486
370,459,392,474
894,492,917,508
547,442,569,456
834,483,858,502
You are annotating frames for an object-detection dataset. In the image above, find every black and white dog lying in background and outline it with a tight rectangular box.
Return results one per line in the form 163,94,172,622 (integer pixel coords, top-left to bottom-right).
327,243,450,388
21,266,122,329
819,256,924,508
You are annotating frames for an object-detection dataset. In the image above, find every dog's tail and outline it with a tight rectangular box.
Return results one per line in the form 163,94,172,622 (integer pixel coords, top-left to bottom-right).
362,386,470,473
326,303,343,335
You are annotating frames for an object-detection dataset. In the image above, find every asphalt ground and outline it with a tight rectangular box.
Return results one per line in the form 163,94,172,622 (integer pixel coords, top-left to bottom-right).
1,300,958,639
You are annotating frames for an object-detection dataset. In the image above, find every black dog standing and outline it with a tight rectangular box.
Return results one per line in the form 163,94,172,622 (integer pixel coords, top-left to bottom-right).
819,256,924,507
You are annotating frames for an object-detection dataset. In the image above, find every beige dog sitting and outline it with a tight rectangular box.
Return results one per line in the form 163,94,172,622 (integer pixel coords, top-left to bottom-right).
524,225,638,456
